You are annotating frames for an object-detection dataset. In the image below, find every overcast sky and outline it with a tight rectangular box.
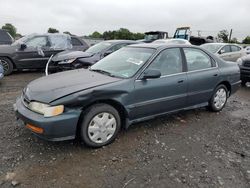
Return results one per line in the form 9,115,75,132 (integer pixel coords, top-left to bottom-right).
0,0,249,40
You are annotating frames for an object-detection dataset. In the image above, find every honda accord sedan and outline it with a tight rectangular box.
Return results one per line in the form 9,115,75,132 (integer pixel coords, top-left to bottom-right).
14,43,241,147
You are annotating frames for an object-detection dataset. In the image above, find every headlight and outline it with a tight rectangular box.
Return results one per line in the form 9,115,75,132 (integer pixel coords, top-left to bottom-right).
58,58,76,65
28,101,64,117
237,58,243,66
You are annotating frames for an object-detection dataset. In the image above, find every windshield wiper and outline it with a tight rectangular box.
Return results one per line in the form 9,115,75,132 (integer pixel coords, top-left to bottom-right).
90,69,116,77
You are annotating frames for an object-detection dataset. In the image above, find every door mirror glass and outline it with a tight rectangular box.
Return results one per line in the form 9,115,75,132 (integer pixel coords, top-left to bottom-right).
20,43,27,50
220,49,225,54
142,69,161,79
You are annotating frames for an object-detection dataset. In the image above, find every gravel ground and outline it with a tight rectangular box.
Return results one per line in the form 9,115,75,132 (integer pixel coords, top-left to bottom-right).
0,72,250,188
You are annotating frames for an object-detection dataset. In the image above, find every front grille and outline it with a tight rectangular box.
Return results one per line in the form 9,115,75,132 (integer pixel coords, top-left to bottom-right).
243,61,250,67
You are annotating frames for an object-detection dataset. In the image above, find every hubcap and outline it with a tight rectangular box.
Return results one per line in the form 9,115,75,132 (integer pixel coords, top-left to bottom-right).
214,88,227,109
88,112,117,144
0,60,9,73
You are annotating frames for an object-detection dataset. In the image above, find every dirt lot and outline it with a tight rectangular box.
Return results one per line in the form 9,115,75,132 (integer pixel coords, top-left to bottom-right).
0,72,250,188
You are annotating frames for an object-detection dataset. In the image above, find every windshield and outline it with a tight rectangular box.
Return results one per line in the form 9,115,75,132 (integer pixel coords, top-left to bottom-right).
91,47,155,78
145,34,159,41
86,41,112,54
11,34,35,46
201,44,223,53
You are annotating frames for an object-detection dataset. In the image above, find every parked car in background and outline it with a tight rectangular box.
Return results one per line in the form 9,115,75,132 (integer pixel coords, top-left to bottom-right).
173,27,218,45
153,39,191,45
237,54,250,86
138,31,168,43
47,40,138,74
0,63,4,80
201,43,246,62
0,29,13,45
0,34,89,75
15,43,240,147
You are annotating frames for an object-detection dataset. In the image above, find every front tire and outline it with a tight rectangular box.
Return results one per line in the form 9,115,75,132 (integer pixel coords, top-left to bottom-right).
0,57,13,75
80,103,121,148
208,85,228,112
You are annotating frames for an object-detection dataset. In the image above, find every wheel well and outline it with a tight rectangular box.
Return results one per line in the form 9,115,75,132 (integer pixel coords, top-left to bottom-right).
75,99,128,138
218,81,231,95
0,56,16,69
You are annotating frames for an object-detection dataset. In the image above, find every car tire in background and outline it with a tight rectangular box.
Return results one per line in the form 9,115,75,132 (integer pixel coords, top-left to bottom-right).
80,103,121,148
0,57,13,75
208,84,228,112
241,80,247,87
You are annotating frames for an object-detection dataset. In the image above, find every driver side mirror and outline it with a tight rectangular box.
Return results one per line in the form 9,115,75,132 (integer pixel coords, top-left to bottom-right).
219,49,225,54
142,69,161,79
20,43,27,50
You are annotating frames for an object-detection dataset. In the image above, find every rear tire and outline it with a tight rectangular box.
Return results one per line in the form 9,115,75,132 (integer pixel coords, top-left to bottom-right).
80,103,121,148
0,57,13,75
208,85,228,112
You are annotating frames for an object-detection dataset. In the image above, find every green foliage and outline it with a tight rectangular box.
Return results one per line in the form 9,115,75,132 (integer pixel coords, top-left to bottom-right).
89,28,144,40
230,37,238,43
217,30,229,43
242,36,250,44
48,27,59,33
89,31,102,38
2,23,17,38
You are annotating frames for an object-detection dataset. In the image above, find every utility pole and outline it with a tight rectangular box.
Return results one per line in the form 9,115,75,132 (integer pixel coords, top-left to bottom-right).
228,29,232,43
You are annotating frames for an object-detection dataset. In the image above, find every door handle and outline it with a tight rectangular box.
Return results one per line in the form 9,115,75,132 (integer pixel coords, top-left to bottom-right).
213,74,218,77
177,79,184,83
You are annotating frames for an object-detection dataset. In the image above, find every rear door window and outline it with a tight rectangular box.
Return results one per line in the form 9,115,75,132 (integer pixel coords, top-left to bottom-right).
231,45,241,52
184,48,212,71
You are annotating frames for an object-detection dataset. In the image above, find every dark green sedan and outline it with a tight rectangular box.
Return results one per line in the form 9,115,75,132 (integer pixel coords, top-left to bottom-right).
14,43,241,147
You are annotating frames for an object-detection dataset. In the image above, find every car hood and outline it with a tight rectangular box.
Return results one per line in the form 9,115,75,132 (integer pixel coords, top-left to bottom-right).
0,44,17,54
24,69,121,103
52,50,94,62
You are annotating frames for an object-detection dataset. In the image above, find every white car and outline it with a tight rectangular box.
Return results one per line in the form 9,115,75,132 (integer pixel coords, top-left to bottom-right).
201,43,246,62
153,39,191,45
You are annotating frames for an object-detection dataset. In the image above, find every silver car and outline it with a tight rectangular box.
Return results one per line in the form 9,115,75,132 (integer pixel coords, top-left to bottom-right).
153,39,191,45
201,43,246,62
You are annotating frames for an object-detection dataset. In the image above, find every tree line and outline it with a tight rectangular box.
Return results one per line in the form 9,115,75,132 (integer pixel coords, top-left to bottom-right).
1,23,250,44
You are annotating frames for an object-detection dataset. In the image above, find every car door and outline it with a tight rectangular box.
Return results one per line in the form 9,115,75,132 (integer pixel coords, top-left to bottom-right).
218,45,233,61
130,48,188,119
15,36,51,69
183,47,220,106
230,45,244,61
71,36,88,51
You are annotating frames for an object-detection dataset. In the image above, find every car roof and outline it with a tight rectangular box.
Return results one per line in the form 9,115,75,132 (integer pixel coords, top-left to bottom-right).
128,43,193,50
102,40,139,44
202,43,240,46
